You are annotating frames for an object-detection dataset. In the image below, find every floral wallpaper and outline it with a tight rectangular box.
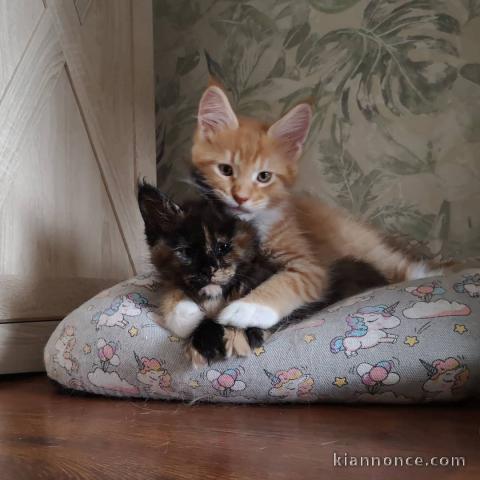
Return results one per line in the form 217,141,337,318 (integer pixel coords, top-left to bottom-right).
153,0,480,260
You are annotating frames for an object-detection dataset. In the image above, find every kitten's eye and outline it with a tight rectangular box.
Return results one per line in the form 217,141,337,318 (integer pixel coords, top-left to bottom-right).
218,164,233,176
175,247,192,264
215,241,231,256
257,171,272,183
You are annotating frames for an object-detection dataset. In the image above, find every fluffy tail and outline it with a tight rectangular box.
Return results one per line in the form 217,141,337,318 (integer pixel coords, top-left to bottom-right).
330,336,345,354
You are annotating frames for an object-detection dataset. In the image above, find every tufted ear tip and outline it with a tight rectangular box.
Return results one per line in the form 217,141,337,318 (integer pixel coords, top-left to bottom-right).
137,182,183,246
198,86,239,138
267,103,313,161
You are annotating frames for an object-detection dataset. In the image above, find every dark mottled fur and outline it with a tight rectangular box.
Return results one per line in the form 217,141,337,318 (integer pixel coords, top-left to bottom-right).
275,258,388,331
138,181,277,361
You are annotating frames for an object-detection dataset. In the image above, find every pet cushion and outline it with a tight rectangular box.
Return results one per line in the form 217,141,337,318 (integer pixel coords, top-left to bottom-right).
44,269,480,403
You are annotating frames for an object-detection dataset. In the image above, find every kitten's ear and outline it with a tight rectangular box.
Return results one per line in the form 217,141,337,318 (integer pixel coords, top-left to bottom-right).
137,181,183,246
197,86,239,138
267,103,312,161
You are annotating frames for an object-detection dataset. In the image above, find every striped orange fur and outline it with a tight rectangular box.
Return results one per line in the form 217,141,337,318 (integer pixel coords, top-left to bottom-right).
191,86,442,330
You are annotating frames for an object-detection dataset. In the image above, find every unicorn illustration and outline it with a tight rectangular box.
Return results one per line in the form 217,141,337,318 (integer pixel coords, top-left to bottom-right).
454,274,480,298
92,293,151,330
135,353,172,395
420,358,470,400
53,326,78,374
264,368,314,400
330,303,400,358
405,281,445,302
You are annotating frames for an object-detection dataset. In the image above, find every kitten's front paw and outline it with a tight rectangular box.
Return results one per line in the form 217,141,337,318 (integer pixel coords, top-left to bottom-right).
218,301,279,329
191,319,226,364
165,299,204,338
245,327,264,349
199,284,223,298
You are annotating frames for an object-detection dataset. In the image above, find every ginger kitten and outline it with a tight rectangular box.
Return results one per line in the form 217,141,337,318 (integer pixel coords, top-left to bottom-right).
191,85,443,330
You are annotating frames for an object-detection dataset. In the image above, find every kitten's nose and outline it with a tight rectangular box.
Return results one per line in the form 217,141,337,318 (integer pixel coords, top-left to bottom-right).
233,193,249,205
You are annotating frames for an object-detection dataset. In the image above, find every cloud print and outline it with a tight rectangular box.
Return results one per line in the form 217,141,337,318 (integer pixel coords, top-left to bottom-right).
88,368,139,395
403,300,471,319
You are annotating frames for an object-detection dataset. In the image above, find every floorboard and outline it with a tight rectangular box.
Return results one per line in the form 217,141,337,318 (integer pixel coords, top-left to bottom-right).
0,374,478,479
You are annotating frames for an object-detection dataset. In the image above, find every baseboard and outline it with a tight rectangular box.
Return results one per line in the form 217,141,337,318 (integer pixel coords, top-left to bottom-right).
0,320,60,374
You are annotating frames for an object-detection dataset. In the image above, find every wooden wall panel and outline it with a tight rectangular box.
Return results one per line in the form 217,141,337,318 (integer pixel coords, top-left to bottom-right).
0,9,64,211
0,0,44,100
0,1,154,372
73,0,92,24
132,0,156,184
74,0,135,203
0,70,134,280
47,0,154,272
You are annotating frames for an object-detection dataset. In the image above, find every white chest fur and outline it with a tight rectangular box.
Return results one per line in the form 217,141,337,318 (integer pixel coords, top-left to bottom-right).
250,206,284,242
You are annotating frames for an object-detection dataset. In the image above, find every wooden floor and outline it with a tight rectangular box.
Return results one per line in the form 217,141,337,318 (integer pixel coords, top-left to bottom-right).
0,374,478,480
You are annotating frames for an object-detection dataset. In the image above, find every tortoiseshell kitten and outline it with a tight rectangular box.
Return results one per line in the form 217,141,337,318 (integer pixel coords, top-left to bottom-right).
137,181,278,365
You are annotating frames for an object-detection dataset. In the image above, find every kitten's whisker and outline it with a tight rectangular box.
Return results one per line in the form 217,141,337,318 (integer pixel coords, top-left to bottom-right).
181,176,213,196
179,175,219,202
178,177,199,188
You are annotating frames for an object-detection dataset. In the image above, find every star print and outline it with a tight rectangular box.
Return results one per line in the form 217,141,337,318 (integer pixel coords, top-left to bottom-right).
83,344,92,354
253,346,265,356
404,336,419,347
168,335,180,343
304,334,316,343
454,324,467,334
333,377,348,388
189,380,200,389
128,326,139,337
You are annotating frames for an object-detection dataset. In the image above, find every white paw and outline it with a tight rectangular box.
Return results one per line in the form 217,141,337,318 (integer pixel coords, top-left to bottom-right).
199,284,223,298
166,300,204,338
218,301,279,329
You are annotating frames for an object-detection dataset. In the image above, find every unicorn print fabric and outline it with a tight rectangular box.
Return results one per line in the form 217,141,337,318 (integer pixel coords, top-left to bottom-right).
45,268,480,403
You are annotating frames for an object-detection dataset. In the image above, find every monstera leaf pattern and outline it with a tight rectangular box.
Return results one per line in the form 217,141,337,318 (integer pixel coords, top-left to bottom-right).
154,0,480,260
304,0,460,119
